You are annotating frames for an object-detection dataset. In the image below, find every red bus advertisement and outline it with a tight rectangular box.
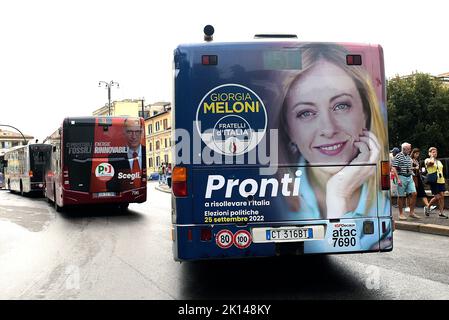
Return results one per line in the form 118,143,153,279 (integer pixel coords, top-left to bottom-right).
44,117,147,211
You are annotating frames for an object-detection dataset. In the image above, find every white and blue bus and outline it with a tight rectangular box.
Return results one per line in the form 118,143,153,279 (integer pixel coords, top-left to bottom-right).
3,143,52,195
171,27,392,261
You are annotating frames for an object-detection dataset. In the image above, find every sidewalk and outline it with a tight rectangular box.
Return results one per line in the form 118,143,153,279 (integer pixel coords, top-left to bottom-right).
392,205,449,237
155,183,171,194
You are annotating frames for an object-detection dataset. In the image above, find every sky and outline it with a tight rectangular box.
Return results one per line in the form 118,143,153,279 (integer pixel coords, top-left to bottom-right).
1,0,448,141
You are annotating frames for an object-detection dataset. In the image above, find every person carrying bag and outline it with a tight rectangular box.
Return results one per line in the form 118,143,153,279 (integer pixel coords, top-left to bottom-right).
424,147,448,218
411,148,436,215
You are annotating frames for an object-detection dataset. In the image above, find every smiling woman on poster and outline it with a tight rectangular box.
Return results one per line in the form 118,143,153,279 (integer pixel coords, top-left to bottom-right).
278,43,389,219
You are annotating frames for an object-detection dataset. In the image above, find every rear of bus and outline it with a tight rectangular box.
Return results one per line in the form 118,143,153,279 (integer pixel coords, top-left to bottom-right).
28,144,52,194
172,40,392,261
56,117,146,208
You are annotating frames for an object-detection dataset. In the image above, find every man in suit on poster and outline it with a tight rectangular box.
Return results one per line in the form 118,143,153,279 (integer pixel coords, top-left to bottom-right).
107,118,146,191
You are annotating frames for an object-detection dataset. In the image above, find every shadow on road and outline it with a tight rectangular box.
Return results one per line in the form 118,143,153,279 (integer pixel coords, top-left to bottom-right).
1,189,45,198
56,204,145,223
179,255,376,299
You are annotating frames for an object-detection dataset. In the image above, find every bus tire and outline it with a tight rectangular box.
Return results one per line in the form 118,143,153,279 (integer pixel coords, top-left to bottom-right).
119,203,129,212
55,200,62,213
44,188,50,203
54,190,62,212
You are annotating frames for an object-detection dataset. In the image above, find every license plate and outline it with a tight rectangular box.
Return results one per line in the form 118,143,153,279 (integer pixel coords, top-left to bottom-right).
94,192,117,198
267,228,312,241
252,226,325,243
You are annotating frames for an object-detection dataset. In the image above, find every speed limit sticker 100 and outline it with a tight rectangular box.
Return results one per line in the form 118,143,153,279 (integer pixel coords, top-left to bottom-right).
233,230,252,249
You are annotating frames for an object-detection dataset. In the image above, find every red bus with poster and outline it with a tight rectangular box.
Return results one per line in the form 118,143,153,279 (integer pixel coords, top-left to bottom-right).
44,117,146,211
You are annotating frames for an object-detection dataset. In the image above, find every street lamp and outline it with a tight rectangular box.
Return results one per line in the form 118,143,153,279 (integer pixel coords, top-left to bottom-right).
98,80,120,116
0,124,28,145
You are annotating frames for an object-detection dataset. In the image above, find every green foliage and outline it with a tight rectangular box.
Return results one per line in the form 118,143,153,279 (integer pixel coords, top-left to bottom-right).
387,73,449,157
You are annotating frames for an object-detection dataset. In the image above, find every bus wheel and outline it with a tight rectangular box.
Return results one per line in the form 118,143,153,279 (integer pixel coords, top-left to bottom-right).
55,200,62,213
119,203,129,212
54,191,62,213
44,189,50,203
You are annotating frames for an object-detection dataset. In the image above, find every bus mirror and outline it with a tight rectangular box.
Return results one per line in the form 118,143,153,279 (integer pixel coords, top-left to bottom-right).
204,25,214,42
2,160,7,167
53,146,56,152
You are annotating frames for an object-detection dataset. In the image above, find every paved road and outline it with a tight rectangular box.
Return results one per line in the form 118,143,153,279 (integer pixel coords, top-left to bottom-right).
1,183,449,299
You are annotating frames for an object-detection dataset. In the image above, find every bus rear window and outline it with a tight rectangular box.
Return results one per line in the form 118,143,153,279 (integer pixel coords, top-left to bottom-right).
33,151,49,165
263,50,302,70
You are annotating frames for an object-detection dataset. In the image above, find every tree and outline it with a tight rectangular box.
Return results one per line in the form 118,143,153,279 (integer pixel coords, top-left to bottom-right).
387,73,449,157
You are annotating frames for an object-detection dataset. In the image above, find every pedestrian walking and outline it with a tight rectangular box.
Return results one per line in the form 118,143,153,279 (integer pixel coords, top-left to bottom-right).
390,147,400,208
411,148,436,215
392,142,420,220
424,147,448,218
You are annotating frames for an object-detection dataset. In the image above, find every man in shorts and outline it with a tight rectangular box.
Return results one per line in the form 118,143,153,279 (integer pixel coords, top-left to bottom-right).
392,142,420,220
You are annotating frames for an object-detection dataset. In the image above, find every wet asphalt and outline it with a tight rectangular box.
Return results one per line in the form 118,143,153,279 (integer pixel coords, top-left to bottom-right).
1,183,449,300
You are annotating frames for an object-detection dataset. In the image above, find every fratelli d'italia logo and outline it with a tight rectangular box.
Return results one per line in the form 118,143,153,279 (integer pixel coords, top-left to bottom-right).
196,84,267,156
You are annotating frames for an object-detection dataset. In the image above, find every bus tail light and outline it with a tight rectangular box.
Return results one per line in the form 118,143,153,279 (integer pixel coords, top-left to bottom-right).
363,221,374,234
202,55,218,65
381,161,390,190
200,228,212,242
142,168,147,183
187,229,193,242
172,166,187,197
29,170,33,178
346,54,362,65
63,166,70,188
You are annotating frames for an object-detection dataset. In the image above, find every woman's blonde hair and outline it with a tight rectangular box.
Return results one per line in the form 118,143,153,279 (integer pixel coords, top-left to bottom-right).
277,43,388,215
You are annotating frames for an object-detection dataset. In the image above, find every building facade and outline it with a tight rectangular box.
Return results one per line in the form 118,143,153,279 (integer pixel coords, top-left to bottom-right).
437,72,449,87
145,102,172,173
0,128,34,156
92,99,150,118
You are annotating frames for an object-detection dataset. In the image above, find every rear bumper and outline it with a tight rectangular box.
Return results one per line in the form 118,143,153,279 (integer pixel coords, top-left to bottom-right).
62,187,146,205
172,218,393,261
30,182,45,191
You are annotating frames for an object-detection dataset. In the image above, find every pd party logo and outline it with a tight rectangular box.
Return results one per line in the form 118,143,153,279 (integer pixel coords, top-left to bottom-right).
196,84,267,156
95,163,115,181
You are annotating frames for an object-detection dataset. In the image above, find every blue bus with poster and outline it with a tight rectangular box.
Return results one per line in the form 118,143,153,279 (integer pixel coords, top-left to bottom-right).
171,26,393,261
